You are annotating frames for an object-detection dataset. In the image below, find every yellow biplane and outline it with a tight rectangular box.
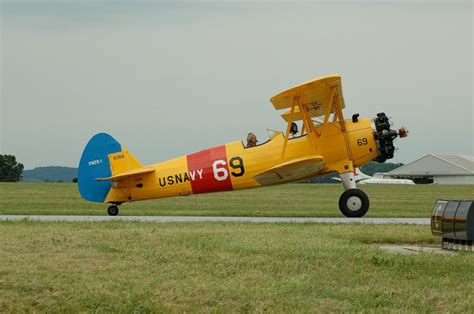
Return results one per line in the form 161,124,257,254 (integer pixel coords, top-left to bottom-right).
78,75,408,217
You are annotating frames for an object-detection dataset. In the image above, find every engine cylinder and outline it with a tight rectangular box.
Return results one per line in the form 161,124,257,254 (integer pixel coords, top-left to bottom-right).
373,112,401,162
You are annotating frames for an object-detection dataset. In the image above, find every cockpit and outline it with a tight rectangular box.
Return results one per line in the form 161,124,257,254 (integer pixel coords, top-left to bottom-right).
244,122,304,149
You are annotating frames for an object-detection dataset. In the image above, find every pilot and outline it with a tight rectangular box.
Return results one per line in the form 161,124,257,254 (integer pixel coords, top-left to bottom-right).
246,132,258,147
289,122,299,138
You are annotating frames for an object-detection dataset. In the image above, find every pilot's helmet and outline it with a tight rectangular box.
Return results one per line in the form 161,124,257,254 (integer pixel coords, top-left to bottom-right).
247,132,257,143
290,122,298,134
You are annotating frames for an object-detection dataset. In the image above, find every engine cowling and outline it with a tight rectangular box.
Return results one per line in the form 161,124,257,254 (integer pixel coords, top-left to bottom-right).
373,112,408,162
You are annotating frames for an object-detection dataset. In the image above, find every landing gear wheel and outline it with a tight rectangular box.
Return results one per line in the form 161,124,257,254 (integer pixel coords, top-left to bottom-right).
107,205,119,216
339,189,369,218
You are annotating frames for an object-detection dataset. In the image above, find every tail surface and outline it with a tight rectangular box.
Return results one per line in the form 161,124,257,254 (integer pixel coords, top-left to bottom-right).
354,168,372,181
78,133,123,202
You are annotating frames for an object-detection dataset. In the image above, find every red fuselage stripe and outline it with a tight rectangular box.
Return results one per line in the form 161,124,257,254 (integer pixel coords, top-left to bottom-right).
186,145,233,194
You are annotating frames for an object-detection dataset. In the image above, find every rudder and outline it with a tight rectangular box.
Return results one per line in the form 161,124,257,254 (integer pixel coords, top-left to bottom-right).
78,133,122,203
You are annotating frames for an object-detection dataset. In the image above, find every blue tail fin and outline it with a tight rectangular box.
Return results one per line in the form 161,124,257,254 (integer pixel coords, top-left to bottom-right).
78,133,122,203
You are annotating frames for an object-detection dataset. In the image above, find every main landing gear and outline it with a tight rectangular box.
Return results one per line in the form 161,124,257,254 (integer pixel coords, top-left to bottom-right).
107,204,120,216
339,189,369,218
338,172,370,217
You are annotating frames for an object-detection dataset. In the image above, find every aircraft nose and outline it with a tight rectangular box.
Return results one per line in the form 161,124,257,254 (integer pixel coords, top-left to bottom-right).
372,113,408,163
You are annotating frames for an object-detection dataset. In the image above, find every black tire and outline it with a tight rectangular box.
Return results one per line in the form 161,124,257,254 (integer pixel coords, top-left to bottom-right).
339,189,369,218
107,205,119,216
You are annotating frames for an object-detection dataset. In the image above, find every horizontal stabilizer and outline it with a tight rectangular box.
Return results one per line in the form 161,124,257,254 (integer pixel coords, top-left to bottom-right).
253,156,325,185
96,167,155,181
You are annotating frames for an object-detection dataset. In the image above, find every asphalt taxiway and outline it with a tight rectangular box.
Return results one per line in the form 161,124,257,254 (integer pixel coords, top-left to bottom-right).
0,215,430,224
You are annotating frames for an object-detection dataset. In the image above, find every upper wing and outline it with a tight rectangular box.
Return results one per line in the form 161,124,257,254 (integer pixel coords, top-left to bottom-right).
253,156,325,186
270,75,345,121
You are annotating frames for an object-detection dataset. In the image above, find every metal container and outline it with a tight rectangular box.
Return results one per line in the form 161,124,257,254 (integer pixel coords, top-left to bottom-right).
431,200,474,250
431,200,448,236
453,201,474,240
442,201,460,239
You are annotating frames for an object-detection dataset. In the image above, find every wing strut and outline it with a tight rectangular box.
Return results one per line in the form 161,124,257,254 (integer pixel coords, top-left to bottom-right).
281,96,318,158
277,76,349,159
317,86,337,154
281,98,296,158
297,97,318,154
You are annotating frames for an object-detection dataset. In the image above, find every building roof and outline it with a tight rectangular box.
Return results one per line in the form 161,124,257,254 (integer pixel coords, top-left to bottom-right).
437,155,474,172
386,154,474,176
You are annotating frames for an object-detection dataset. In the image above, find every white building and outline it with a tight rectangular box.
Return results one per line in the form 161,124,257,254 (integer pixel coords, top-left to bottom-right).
381,154,474,184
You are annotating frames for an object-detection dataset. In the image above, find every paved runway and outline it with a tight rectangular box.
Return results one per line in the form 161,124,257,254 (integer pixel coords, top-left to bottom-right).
0,215,430,224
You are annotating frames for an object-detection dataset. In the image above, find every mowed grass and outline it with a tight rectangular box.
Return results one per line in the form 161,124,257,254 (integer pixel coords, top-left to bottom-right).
1,221,474,312
0,182,473,217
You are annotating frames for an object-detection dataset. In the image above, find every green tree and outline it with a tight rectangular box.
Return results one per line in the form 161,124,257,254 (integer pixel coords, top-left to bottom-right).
360,161,404,176
0,155,24,182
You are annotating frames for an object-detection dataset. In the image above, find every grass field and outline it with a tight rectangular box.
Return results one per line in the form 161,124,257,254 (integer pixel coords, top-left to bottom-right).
0,182,472,217
1,221,474,312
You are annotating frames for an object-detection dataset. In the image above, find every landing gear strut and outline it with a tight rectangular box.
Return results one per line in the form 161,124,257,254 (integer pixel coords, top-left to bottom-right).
107,204,119,216
338,172,369,217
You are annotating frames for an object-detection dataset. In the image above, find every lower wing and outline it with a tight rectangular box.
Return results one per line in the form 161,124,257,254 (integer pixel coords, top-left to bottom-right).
253,156,325,186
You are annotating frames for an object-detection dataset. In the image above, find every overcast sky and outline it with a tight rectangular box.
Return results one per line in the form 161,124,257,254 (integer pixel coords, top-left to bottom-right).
1,1,472,169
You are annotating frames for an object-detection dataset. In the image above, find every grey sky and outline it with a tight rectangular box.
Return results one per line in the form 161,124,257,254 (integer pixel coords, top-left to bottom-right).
1,1,472,169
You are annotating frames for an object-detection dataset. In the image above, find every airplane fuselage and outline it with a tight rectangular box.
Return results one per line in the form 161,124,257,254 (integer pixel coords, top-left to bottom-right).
78,75,408,218
104,118,379,203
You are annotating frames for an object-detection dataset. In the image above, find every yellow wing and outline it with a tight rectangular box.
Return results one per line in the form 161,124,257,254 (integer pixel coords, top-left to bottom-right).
280,107,307,122
271,75,345,121
96,167,155,181
253,156,325,185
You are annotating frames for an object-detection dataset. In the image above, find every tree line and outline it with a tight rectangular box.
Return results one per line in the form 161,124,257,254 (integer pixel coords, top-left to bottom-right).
0,155,24,182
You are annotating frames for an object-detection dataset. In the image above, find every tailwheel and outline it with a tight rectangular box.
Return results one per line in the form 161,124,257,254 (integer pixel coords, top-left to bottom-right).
107,205,119,216
339,189,369,218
